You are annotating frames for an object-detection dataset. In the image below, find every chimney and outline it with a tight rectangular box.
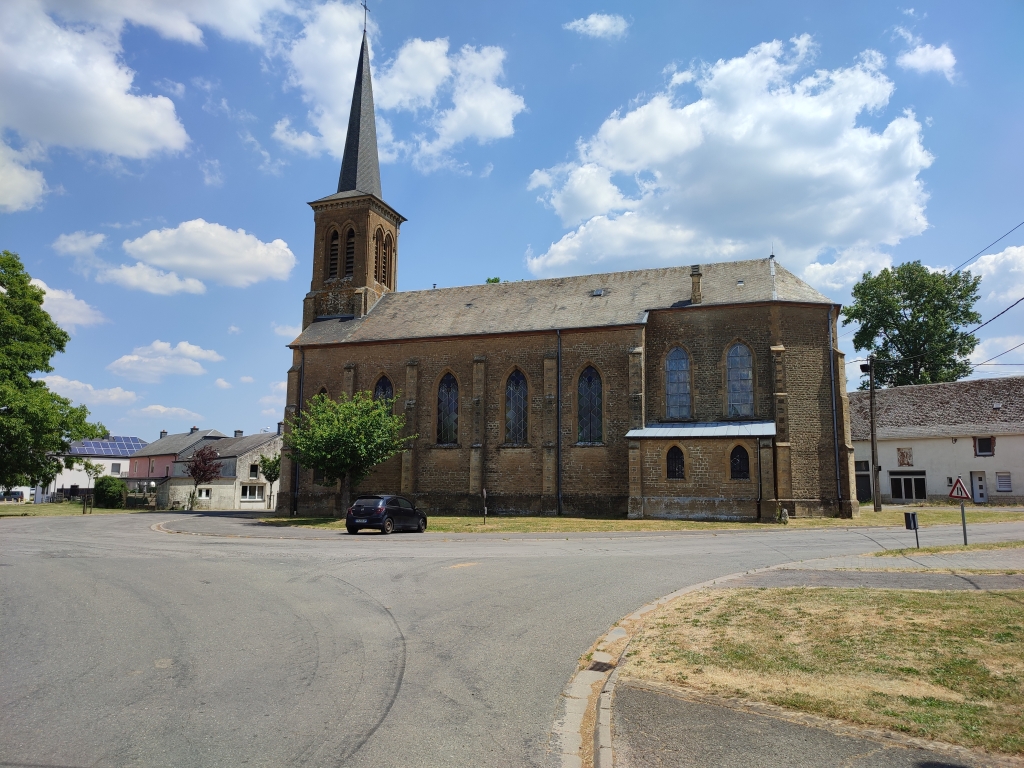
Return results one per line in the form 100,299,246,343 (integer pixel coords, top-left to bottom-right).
234,430,243,438
190,426,198,434
277,421,284,436
690,264,702,305
159,429,168,439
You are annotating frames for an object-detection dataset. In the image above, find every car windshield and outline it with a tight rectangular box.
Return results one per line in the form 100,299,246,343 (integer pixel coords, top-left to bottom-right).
352,498,383,508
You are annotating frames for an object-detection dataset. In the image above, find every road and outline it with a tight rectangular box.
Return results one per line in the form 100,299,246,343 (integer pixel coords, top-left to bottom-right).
2,513,1021,768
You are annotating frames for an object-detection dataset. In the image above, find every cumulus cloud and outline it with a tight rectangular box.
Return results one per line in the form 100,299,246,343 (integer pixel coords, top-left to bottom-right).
240,375,254,383
272,322,302,337
897,43,956,82
53,231,106,258
527,36,933,288
563,13,629,40
107,339,223,382
130,404,203,420
214,377,232,389
30,278,107,331
0,140,47,212
97,262,206,295
972,245,1024,302
376,37,453,111
41,375,137,405
228,324,241,334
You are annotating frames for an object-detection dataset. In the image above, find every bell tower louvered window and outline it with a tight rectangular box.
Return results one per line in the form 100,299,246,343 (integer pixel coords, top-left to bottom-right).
327,230,339,279
344,229,355,277
374,229,384,285
437,373,459,445
665,347,691,419
505,370,527,444
577,366,603,443
727,343,754,417
383,233,394,289
373,376,394,401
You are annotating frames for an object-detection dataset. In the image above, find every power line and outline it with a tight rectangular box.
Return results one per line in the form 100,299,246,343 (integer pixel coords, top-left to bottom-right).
974,340,1024,367
952,217,1024,273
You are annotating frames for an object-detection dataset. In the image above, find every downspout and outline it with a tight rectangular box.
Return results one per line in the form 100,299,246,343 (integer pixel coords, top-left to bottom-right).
827,307,842,503
291,348,305,515
556,329,563,516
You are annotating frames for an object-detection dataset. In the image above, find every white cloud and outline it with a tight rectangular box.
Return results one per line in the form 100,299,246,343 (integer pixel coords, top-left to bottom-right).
973,245,1024,302
527,36,933,283
130,404,203,420
897,43,956,82
241,131,286,174
53,231,106,258
119,218,295,290
214,377,232,389
29,278,107,330
969,335,1024,368
376,37,453,111
240,375,254,383
107,339,223,383
802,248,894,292
41,375,137,405
272,322,302,337
200,159,224,186
0,140,47,212
228,324,241,334
261,408,279,416
259,380,287,408
155,78,185,98
563,14,629,40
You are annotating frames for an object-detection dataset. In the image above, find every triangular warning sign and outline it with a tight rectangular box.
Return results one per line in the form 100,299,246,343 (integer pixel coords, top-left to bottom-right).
949,476,972,500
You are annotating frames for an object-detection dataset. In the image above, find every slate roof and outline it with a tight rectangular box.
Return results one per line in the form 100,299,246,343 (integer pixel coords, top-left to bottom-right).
334,31,381,199
291,258,833,348
849,376,1024,441
176,433,280,460
130,430,226,458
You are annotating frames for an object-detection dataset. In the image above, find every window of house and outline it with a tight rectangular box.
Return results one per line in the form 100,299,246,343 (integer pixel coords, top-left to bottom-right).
197,488,211,499
344,229,355,276
328,230,339,278
855,460,869,472
133,460,138,474
996,472,1012,492
730,446,750,480
667,447,685,479
505,370,528,444
975,437,994,456
726,343,754,417
149,458,155,474
889,471,927,500
374,376,394,401
111,463,121,474
437,373,459,445
577,367,603,443
241,485,264,500
249,463,259,480
665,348,691,419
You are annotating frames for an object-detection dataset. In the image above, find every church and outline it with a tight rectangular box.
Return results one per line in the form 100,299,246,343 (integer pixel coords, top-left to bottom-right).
278,33,857,521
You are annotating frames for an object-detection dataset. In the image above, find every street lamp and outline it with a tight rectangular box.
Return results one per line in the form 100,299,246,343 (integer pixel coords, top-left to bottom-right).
859,356,882,512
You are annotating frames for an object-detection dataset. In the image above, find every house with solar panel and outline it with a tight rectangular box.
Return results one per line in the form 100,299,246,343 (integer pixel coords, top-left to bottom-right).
41,435,149,500
126,427,226,491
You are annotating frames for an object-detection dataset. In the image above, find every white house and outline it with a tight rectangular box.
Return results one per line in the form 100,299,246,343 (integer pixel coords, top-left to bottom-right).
41,435,149,499
850,376,1024,505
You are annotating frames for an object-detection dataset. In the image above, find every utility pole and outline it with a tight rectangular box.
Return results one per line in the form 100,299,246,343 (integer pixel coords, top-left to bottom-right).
860,355,882,512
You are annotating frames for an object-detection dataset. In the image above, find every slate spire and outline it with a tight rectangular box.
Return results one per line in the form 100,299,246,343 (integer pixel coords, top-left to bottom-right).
337,31,382,198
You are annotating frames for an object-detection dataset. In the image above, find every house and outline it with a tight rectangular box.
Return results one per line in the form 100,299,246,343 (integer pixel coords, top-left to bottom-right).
160,431,284,510
42,435,148,499
849,376,1024,504
126,427,226,491
277,33,858,521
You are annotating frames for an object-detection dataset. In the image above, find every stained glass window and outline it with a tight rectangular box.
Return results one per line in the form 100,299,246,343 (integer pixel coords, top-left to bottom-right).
667,446,685,479
730,446,750,480
665,347,691,419
437,373,459,445
505,370,528,444
577,366,602,443
727,343,754,417
374,376,394,401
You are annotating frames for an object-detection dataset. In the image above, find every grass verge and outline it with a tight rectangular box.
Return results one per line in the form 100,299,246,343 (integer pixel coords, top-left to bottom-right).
620,587,1024,755
0,503,142,518
872,540,1024,557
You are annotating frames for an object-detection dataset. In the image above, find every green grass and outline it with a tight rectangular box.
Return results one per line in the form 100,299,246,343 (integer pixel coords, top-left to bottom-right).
0,502,144,518
874,540,1024,557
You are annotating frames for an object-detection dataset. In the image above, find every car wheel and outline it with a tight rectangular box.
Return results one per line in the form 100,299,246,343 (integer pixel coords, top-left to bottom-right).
346,525,358,535
417,517,426,533
382,517,394,535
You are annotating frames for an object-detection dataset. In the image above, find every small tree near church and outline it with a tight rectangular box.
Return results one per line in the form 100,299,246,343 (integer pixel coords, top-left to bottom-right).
184,445,223,509
284,391,412,516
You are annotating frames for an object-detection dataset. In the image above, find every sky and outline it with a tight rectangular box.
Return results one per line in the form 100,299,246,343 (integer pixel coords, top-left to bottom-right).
2,0,1023,441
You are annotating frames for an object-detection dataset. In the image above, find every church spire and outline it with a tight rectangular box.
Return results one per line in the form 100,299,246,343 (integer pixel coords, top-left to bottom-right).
337,30,382,198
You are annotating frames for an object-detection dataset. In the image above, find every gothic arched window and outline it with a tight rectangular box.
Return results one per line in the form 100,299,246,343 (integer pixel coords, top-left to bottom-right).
577,366,603,443
437,373,459,445
727,343,754,417
383,233,394,289
730,445,750,480
374,228,384,285
373,376,394,401
505,370,527,444
344,229,355,277
665,347,691,419
667,446,685,479
327,230,339,279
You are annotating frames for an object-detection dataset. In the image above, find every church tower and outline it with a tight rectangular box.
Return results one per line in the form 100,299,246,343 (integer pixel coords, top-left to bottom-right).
302,31,405,328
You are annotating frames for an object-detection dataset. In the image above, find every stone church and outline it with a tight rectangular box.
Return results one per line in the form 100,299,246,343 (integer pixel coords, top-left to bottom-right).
278,32,857,521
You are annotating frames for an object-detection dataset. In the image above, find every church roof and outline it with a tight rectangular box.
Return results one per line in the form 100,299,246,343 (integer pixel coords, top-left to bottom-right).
335,31,381,199
290,258,834,347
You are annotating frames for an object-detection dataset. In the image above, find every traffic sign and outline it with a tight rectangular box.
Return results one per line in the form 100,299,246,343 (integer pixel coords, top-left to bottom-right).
949,476,972,501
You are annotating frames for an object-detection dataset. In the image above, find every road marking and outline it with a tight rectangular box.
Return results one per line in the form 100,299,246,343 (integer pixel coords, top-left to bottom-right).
447,562,480,569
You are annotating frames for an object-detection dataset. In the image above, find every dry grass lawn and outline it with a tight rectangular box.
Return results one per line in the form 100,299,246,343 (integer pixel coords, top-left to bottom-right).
620,587,1024,755
872,540,1024,557
0,503,142,518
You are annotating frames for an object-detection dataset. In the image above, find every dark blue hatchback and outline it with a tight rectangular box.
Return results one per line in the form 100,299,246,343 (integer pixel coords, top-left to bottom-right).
346,495,427,535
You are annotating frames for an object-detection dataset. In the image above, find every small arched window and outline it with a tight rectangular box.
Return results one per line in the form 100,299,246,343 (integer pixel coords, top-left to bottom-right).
730,445,750,480
505,370,528,444
383,233,394,289
665,347,691,419
667,446,685,479
727,343,754,417
327,230,339,279
374,228,384,285
344,229,355,277
577,366,602,443
373,376,394,401
437,373,459,445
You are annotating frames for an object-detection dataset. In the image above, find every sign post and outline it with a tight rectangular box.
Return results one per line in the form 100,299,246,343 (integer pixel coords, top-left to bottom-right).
482,487,487,523
949,476,972,545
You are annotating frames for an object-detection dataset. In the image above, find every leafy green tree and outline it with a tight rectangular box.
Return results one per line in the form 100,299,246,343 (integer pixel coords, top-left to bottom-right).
843,261,981,388
94,475,127,508
284,391,412,515
485,277,500,284
258,452,281,509
184,445,223,509
0,250,105,490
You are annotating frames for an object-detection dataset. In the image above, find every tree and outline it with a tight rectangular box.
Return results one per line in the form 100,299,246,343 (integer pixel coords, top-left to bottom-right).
184,445,223,510
258,453,281,509
284,391,412,515
94,475,127,509
485,277,500,284
77,458,104,498
0,250,105,490
843,261,982,388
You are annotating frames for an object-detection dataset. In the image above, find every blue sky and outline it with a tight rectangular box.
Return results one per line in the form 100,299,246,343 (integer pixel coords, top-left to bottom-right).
2,0,1022,440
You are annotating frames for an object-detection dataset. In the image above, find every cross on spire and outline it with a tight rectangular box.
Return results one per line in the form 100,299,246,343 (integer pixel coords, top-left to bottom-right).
361,0,368,31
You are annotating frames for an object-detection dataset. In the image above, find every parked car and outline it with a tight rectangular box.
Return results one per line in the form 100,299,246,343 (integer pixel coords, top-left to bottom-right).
346,495,427,534
1,491,25,503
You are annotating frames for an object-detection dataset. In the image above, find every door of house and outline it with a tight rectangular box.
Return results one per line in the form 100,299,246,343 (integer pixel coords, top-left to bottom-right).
889,472,927,502
970,471,988,503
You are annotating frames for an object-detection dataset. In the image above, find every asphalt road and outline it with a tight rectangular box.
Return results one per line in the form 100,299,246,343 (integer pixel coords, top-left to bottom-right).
2,513,1022,768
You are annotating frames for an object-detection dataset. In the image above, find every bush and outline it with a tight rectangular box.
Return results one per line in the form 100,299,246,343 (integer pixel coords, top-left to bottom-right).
94,475,127,508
